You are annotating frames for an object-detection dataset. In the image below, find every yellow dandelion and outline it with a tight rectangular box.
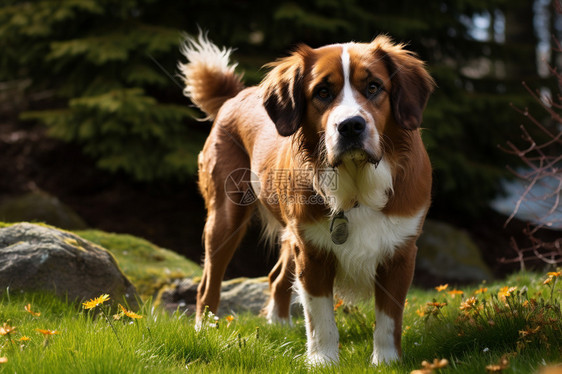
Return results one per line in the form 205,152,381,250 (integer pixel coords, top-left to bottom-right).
118,304,142,319
82,294,110,309
0,323,16,336
0,357,7,364
435,284,449,292
543,277,553,285
498,286,517,300
447,289,464,298
547,271,560,278
427,301,447,309
36,329,59,336
460,296,478,310
19,336,30,342
416,306,426,317
474,287,488,294
24,304,41,317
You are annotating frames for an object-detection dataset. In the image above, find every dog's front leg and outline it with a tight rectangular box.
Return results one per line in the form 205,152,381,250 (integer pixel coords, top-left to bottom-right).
372,240,417,366
294,245,338,366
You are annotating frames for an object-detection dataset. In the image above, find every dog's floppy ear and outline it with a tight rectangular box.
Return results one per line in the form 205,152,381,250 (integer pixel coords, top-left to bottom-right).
374,36,435,130
261,45,311,136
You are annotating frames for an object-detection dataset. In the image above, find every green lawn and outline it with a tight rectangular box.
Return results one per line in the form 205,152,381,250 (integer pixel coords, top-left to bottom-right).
1,270,560,373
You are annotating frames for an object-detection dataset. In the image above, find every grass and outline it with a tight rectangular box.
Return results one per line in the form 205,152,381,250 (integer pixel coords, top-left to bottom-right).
0,271,560,373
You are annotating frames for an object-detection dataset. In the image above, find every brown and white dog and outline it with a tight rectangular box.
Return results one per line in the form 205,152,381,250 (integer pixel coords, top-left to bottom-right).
179,33,435,366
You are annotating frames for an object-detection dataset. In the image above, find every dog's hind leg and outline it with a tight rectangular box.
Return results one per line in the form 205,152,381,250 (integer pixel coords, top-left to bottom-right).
195,136,255,325
195,196,254,325
263,240,295,324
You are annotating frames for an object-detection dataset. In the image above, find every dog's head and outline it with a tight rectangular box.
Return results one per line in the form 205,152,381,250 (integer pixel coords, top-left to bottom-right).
261,36,435,168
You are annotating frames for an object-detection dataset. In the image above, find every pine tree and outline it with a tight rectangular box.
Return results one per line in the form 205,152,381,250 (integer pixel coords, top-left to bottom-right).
0,0,201,181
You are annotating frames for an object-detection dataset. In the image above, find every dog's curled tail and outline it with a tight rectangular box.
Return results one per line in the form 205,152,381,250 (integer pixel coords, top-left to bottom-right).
178,33,244,120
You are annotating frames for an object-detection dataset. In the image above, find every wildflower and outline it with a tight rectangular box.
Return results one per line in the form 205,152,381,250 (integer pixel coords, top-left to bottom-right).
36,329,59,336
24,304,41,317
426,301,447,309
334,299,344,311
447,289,463,298
474,287,488,294
519,326,540,337
404,299,409,308
416,306,426,317
82,294,110,309
543,277,553,285
0,323,16,336
547,271,560,278
225,315,234,325
118,304,143,319
460,297,478,311
19,336,30,342
486,355,510,373
411,358,449,373
0,357,7,364
498,286,517,301
435,284,448,292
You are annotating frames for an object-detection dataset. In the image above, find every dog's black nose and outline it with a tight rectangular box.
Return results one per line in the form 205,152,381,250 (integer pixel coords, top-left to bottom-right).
337,116,366,138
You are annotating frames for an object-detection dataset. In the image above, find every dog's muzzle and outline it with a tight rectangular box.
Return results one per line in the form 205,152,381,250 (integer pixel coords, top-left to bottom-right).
332,116,381,167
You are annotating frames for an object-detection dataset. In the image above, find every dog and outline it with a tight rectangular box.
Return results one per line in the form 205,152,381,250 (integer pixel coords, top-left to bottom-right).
179,33,434,366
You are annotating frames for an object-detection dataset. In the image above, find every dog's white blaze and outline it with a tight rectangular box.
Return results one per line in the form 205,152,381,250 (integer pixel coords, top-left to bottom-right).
372,308,399,365
340,44,356,107
295,280,339,366
325,44,379,166
303,205,425,302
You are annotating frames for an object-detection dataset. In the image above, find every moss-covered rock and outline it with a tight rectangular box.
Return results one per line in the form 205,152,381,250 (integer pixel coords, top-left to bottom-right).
76,229,202,300
0,222,138,308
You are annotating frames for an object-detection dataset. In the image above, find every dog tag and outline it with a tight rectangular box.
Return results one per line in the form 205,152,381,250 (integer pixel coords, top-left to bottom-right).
330,211,349,245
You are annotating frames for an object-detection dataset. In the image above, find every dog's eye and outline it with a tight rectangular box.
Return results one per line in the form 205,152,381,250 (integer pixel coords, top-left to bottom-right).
367,81,383,98
315,86,332,101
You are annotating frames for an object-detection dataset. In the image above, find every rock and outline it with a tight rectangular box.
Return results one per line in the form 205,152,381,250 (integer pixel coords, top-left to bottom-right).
158,277,273,317
0,223,139,309
0,191,88,230
417,220,493,283
218,277,270,316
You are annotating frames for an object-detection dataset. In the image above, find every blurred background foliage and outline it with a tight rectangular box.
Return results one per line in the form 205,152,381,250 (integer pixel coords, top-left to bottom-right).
0,0,556,217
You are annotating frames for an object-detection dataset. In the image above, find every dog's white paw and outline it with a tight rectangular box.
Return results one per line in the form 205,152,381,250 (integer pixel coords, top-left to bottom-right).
371,346,399,366
307,352,339,367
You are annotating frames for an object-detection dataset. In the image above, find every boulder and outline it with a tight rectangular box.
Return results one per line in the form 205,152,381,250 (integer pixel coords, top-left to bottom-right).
158,277,275,317
417,220,493,283
0,191,88,230
0,223,139,309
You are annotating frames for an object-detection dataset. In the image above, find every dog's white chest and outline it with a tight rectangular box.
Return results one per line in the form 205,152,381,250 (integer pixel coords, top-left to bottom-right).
302,205,424,301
